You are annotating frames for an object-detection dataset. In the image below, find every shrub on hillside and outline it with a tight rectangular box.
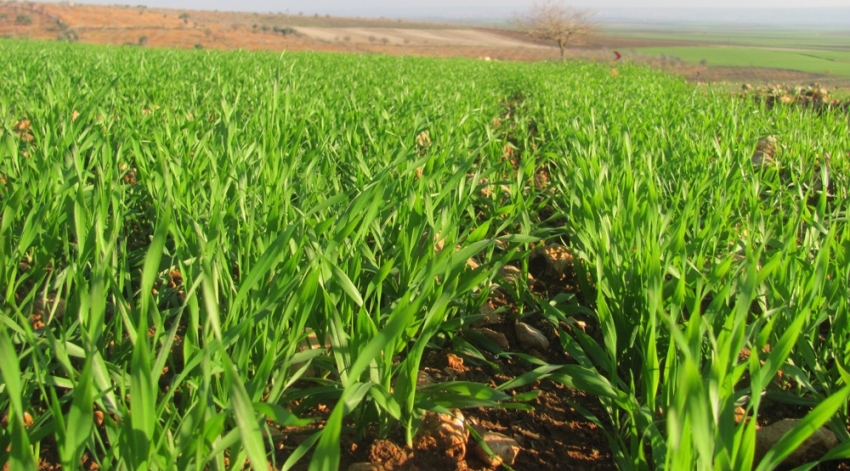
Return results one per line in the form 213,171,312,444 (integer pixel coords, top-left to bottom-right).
272,26,296,35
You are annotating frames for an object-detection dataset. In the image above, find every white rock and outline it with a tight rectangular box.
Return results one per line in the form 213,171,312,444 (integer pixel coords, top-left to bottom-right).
33,294,65,319
498,265,533,285
293,329,331,377
414,410,468,460
752,151,772,167
471,328,509,350
532,244,573,278
752,136,776,167
515,322,549,351
473,431,521,467
473,302,499,327
416,370,437,390
297,329,330,352
754,418,839,468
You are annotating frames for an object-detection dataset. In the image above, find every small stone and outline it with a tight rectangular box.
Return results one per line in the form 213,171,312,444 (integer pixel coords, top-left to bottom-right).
534,169,551,190
414,410,468,460
292,329,331,377
515,322,549,351
471,327,509,350
297,329,330,352
733,407,747,425
416,370,437,389
499,265,521,282
260,426,285,441
473,431,521,467
754,419,839,468
473,302,499,328
752,137,777,167
756,136,776,154
752,136,777,167
433,232,446,253
416,130,431,147
563,318,587,332
33,294,65,319
532,244,574,278
479,178,493,198
14,119,31,132
752,152,770,167
498,265,533,285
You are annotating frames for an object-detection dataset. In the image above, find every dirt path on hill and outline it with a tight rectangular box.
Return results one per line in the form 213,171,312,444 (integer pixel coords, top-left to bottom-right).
294,27,546,48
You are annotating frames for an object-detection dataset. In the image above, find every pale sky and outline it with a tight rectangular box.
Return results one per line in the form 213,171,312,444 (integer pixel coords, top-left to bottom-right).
69,0,850,13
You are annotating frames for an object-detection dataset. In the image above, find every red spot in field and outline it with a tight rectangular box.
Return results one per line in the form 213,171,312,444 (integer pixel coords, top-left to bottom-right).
613,51,621,61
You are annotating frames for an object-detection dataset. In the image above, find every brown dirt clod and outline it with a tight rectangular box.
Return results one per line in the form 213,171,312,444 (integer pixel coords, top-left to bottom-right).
347,463,385,471
414,410,469,461
369,439,410,470
446,353,466,373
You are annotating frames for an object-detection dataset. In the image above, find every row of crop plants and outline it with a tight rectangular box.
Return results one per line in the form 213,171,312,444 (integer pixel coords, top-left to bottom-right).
1,40,848,470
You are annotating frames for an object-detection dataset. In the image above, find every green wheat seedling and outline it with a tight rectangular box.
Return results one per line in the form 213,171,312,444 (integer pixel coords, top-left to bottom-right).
532,66,850,470
0,39,848,471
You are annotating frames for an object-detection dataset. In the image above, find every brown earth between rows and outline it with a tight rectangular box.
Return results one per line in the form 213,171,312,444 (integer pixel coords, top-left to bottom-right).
272,255,617,471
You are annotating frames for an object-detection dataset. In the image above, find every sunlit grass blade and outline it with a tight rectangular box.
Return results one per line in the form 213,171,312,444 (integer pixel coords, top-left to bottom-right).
61,358,94,469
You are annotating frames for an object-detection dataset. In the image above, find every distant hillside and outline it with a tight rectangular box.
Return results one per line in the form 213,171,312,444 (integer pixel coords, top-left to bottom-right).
400,6,850,27
24,2,850,28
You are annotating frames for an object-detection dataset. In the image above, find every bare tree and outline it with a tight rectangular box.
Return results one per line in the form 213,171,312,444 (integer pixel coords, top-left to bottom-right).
515,1,593,61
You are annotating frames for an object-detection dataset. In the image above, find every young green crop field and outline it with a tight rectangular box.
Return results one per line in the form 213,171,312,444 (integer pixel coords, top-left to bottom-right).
637,46,850,77
607,27,850,51
1,39,849,470
606,25,850,80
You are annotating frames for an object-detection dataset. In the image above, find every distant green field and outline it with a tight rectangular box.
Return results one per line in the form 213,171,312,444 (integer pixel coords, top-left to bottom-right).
637,46,850,77
606,27,850,50
800,50,850,63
